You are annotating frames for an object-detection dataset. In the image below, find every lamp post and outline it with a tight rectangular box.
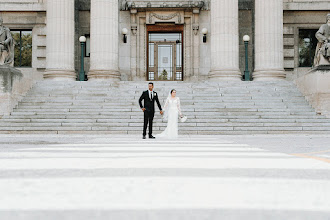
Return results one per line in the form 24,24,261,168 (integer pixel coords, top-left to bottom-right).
243,35,250,81
79,36,87,81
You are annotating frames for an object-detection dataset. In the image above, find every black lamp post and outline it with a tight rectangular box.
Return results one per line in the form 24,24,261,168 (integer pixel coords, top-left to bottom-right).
79,36,86,81
243,35,250,81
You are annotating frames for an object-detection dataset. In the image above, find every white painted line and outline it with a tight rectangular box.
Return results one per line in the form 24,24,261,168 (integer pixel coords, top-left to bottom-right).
0,151,287,158
17,146,262,152
0,157,329,170
0,177,329,211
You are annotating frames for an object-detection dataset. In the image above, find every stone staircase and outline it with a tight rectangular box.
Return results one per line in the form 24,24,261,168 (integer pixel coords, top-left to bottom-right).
0,80,330,134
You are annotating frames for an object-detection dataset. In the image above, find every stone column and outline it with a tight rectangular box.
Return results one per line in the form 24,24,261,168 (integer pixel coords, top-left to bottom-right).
253,0,286,81
88,0,120,81
44,0,76,81
209,0,241,81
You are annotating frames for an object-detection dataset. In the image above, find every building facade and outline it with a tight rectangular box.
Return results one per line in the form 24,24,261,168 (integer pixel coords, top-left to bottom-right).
0,0,329,82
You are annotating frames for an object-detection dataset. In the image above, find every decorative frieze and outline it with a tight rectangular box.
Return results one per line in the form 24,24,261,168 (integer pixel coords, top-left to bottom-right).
121,0,207,10
146,11,184,24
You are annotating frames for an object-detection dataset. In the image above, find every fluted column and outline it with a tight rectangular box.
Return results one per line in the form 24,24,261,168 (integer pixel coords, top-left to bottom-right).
253,0,286,81
88,0,120,81
44,0,76,81
209,0,241,81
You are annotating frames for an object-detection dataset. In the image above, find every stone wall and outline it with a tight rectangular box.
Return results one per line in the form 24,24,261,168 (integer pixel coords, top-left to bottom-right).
0,67,43,117
295,69,330,117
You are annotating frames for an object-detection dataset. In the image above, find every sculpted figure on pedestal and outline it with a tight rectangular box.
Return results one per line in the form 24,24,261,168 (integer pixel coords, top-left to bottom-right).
314,14,330,66
0,17,14,66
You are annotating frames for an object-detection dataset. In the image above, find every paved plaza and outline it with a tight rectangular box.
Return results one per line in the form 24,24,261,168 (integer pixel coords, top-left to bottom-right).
0,134,330,220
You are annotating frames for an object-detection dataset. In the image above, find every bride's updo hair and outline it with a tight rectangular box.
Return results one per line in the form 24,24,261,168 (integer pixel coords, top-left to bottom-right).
171,89,176,94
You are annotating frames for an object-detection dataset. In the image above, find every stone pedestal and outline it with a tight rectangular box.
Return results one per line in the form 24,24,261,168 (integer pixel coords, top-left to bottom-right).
253,0,286,81
209,0,241,81
88,0,120,81
0,66,23,116
295,66,330,117
44,0,76,81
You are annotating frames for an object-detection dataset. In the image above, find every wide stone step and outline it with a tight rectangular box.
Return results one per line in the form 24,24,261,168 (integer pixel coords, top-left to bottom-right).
2,118,330,124
1,126,330,132
5,114,325,120
2,121,330,128
9,111,317,117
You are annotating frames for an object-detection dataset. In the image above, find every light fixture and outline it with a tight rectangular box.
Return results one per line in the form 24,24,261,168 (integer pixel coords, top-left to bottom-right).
122,28,128,43
79,36,87,43
79,36,87,81
243,35,250,81
243,35,250,42
202,28,208,43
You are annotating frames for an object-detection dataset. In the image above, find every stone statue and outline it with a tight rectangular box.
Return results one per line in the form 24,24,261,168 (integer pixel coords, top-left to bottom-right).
314,14,330,67
0,17,15,66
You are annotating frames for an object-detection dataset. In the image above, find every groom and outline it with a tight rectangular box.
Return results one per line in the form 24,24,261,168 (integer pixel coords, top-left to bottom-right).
139,82,163,139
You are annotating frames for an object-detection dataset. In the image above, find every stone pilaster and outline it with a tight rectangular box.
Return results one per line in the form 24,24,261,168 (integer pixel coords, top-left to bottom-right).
44,0,76,81
88,0,120,81
209,0,241,81
253,0,286,81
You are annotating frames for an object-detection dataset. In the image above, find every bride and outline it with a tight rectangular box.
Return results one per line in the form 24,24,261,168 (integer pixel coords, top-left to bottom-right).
156,89,183,139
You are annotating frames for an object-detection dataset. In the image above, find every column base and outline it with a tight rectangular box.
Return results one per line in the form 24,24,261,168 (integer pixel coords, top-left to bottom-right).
209,70,242,81
88,70,120,81
253,70,286,81
44,69,76,81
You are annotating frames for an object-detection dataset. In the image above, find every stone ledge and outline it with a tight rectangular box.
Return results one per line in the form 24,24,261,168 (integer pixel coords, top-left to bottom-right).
311,65,330,72
284,2,330,11
0,3,46,11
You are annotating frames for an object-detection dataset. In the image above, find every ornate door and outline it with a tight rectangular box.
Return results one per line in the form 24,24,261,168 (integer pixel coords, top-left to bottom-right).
148,31,183,81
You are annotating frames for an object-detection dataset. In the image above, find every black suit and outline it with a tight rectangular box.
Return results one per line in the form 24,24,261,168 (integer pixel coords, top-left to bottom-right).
139,90,162,136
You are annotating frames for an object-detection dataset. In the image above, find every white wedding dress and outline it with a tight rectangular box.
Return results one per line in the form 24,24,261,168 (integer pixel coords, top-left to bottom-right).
156,97,182,139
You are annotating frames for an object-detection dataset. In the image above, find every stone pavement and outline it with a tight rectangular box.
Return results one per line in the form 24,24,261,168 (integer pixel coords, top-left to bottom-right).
0,134,330,220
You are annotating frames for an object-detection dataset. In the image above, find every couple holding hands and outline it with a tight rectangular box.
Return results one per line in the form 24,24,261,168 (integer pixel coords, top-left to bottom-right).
139,82,186,139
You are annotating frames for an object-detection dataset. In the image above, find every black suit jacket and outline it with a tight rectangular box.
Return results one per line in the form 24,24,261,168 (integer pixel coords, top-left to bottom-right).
139,90,162,113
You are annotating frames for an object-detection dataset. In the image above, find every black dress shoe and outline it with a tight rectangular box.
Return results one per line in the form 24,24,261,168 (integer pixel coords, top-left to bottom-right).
143,136,146,139
149,135,155,139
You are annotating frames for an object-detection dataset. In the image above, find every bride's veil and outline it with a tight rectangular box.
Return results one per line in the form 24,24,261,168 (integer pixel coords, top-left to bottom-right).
162,90,172,121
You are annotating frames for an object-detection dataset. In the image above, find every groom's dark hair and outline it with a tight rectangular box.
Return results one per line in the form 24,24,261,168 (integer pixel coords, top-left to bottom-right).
149,82,153,86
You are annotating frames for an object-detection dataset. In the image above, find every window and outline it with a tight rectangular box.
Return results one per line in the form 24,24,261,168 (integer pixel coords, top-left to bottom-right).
85,34,90,57
299,29,318,67
11,30,32,67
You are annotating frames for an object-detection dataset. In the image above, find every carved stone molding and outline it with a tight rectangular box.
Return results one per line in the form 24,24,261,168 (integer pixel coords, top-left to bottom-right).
146,11,184,24
193,24,199,35
121,0,207,10
131,24,138,35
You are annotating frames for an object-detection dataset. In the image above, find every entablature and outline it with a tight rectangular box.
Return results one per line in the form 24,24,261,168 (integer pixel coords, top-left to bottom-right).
120,0,209,11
